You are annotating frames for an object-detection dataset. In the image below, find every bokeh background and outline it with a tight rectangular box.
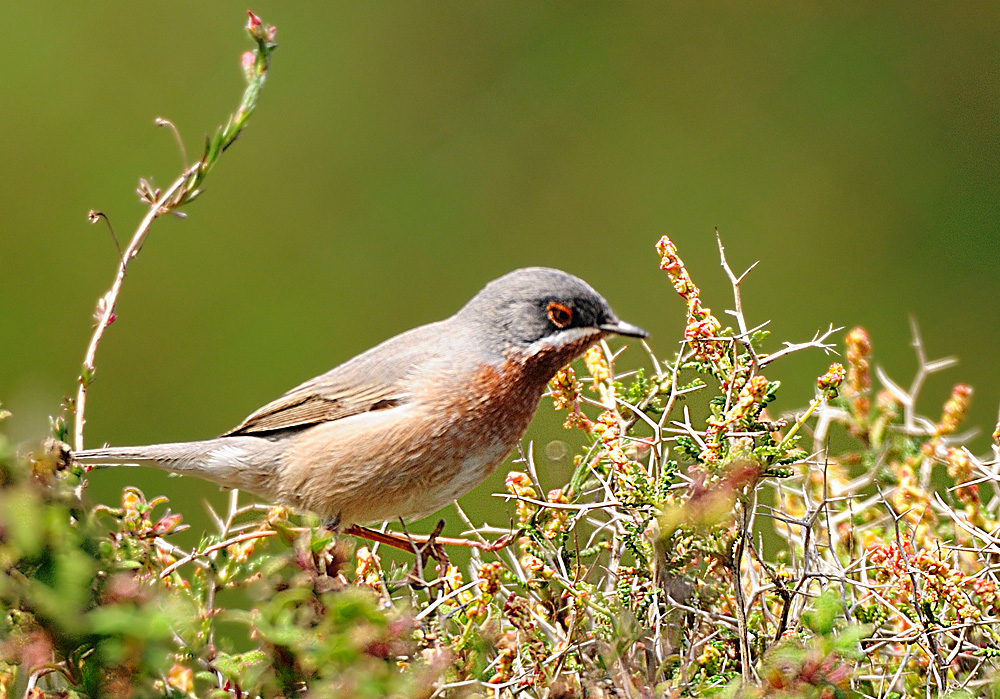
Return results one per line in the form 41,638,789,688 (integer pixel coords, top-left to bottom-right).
3,4,998,541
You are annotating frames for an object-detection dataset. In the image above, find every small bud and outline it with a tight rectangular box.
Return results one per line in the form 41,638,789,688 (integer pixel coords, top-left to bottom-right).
817,363,846,398
137,177,161,205
945,446,973,481
549,366,578,408
596,410,628,469
167,665,194,695
655,235,700,300
80,363,95,387
655,235,680,271
93,290,115,324
241,50,256,83
504,471,535,498
583,345,609,387
152,513,184,536
478,561,502,595
246,11,276,46
505,471,537,523
123,490,141,512
936,384,972,437
843,327,872,421
547,488,568,504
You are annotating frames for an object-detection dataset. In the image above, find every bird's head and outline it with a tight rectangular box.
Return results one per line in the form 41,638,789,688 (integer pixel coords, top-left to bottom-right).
456,267,647,374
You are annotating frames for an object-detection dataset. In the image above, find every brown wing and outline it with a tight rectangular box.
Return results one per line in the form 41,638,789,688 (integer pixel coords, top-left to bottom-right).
221,382,401,436
220,322,445,437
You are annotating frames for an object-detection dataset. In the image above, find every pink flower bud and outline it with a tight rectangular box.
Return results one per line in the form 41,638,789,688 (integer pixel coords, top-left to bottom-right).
241,51,256,82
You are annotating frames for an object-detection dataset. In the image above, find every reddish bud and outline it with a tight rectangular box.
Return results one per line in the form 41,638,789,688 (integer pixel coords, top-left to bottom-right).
817,362,846,395
241,50,256,82
247,11,262,29
152,513,184,535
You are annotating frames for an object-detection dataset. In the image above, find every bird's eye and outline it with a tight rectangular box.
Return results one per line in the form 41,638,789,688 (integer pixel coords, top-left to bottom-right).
546,301,573,328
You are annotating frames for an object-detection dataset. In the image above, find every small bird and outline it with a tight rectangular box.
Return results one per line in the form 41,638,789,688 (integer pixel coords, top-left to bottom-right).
75,268,646,530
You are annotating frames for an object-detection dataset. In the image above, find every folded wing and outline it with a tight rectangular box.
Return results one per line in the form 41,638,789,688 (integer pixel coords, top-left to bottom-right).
223,322,447,436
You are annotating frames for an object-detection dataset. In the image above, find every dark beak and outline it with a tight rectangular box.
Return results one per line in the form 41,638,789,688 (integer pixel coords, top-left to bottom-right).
599,319,648,338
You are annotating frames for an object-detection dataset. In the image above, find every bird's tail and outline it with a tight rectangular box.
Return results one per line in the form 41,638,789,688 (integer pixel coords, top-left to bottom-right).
75,443,190,468
74,437,281,497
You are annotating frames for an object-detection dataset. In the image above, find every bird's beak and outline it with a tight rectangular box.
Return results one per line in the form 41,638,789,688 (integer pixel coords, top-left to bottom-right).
599,319,648,338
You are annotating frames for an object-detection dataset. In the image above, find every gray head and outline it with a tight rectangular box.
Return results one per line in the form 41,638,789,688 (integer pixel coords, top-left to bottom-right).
455,268,646,363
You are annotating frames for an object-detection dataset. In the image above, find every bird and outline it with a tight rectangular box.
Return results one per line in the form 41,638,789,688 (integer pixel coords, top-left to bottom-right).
74,267,646,533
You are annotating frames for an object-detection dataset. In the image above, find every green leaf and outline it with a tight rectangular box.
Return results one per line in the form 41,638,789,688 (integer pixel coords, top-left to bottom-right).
802,590,841,635
829,624,873,656
0,488,44,556
213,650,268,680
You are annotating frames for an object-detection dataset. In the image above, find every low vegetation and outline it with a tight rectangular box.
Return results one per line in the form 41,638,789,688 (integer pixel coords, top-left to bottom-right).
3,12,999,699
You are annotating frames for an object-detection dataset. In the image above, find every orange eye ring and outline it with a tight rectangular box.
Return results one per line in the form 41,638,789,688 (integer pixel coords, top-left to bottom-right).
546,301,573,328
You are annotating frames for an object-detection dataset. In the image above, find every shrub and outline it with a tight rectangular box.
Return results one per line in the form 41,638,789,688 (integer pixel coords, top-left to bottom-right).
4,11,1000,699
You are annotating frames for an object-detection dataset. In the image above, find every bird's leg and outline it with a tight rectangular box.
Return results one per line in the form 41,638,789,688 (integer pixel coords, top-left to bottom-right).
406,519,448,583
417,518,448,569
342,523,519,556
340,523,445,568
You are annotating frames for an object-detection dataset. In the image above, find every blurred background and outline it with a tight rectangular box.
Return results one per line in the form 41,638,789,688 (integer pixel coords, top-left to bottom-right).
2,4,998,541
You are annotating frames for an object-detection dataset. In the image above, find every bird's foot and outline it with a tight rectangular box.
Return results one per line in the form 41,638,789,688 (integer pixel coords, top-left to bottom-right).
342,522,518,558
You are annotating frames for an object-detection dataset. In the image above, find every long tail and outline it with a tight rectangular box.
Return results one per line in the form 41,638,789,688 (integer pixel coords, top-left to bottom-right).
74,437,281,498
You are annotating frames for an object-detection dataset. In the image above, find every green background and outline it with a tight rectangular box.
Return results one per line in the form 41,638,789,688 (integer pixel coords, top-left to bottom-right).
2,4,998,538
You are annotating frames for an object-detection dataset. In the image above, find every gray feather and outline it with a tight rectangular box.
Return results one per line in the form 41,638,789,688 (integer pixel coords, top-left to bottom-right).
75,437,285,498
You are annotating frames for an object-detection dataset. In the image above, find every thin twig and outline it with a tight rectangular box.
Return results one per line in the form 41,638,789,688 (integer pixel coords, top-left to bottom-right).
159,529,277,579
72,15,276,451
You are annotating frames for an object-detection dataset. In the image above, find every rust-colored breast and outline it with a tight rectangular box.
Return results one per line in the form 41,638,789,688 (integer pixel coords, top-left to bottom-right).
281,332,605,525
417,331,604,493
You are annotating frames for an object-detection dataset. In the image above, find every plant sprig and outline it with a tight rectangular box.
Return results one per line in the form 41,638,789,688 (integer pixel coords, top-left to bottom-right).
72,12,277,452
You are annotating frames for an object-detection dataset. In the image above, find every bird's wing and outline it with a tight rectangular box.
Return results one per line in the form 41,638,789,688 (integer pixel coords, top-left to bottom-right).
221,377,403,436
221,323,445,437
